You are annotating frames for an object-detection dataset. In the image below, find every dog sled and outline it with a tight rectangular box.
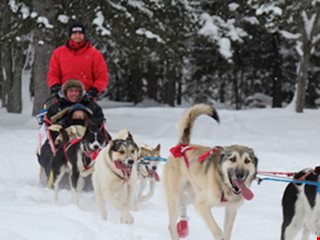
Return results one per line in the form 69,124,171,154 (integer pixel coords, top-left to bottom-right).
36,97,111,190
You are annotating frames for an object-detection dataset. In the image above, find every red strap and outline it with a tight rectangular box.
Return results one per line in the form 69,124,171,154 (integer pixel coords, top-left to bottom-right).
170,144,194,168
198,147,219,163
63,138,82,163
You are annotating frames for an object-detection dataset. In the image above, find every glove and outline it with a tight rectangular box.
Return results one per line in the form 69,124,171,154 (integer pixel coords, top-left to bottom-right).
83,87,99,102
50,84,61,96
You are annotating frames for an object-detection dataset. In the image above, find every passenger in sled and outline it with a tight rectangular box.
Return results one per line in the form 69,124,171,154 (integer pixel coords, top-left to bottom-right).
37,20,111,187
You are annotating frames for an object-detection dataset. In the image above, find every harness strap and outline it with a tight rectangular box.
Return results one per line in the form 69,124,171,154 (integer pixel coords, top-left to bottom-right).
170,144,195,168
44,117,56,154
63,137,82,164
197,147,222,163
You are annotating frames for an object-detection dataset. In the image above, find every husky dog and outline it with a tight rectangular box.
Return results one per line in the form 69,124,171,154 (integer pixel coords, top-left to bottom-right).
92,129,139,224
281,166,320,240
137,144,161,205
162,104,258,240
51,124,107,204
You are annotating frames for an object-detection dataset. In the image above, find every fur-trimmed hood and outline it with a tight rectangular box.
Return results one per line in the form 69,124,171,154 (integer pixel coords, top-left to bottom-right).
61,79,85,96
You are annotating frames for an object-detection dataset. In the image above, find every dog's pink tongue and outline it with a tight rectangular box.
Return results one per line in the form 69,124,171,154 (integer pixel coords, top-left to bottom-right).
150,170,160,182
235,180,254,200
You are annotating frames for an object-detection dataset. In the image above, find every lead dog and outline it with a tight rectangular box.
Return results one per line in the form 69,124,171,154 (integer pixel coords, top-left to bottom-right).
92,129,139,223
162,104,258,240
281,166,320,240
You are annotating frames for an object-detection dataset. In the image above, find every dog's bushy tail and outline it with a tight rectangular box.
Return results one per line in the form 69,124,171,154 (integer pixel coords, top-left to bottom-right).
178,104,219,145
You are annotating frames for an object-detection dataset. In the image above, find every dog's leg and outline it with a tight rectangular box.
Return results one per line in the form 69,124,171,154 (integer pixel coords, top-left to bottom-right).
163,166,180,240
92,175,108,220
139,179,155,203
70,170,81,205
195,200,224,239
39,166,47,187
281,184,305,240
137,178,147,204
119,182,135,223
128,180,138,211
223,204,239,240
301,226,312,240
53,170,66,201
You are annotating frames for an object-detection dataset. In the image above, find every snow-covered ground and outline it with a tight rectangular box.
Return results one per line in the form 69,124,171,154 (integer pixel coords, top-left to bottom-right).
0,102,319,240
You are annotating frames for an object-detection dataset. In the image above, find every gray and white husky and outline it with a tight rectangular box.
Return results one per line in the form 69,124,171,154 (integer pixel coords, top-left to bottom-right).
92,129,139,224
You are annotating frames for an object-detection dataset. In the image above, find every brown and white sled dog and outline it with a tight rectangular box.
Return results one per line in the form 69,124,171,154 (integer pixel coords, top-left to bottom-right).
162,104,258,240
137,143,161,206
281,166,320,240
92,129,139,224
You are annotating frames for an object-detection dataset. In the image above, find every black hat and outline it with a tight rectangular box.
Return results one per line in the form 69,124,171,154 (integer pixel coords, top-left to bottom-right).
68,21,86,37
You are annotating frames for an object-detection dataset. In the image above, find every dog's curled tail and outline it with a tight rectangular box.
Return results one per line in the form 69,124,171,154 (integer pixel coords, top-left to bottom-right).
178,104,219,145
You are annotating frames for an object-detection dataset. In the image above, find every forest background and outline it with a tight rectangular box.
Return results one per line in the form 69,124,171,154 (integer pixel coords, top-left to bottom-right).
1,0,320,115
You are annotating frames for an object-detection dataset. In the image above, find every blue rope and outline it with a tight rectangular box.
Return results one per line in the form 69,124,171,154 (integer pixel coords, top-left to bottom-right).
143,156,167,162
259,176,320,193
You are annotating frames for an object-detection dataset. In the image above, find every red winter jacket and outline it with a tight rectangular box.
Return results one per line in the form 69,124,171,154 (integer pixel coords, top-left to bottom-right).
47,41,108,93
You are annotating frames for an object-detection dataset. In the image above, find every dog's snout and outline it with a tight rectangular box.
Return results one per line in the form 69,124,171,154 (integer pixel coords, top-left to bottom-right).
151,166,157,171
93,144,100,150
235,170,245,180
127,159,134,165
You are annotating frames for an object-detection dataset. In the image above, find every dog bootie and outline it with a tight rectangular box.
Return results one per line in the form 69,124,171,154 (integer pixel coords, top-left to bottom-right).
177,219,189,238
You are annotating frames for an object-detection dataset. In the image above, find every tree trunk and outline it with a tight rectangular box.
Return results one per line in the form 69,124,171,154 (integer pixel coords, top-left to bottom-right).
32,0,55,115
272,33,283,108
164,61,175,107
295,44,311,113
7,44,23,113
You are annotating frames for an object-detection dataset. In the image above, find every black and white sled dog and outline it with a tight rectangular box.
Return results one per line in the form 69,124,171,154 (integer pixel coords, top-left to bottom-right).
281,166,320,240
92,129,139,224
51,124,107,205
136,143,161,206
163,104,258,240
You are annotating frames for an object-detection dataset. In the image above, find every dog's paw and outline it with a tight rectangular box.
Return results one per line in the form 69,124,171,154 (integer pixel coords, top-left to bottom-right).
120,212,134,224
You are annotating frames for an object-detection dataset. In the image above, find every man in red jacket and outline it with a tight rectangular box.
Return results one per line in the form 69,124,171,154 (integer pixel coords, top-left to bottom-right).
47,21,108,102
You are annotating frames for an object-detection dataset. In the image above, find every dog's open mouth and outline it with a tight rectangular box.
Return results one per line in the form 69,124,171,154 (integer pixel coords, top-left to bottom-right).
149,169,160,182
114,160,132,181
229,176,254,201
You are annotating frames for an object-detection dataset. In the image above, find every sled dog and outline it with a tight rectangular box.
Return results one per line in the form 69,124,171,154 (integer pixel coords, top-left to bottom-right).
162,104,258,240
51,124,106,204
137,143,161,206
281,166,320,240
92,129,139,224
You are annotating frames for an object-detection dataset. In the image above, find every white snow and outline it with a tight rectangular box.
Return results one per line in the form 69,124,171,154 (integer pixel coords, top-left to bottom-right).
0,102,319,240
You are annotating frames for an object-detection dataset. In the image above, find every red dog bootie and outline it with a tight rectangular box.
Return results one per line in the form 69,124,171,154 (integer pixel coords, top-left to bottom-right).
177,218,189,238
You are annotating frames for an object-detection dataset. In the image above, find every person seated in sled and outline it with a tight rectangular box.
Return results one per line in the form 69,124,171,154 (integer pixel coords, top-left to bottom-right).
46,79,104,129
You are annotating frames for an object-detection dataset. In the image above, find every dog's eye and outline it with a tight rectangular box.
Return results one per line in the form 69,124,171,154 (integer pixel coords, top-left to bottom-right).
131,149,135,154
119,150,125,154
229,157,236,163
244,158,251,164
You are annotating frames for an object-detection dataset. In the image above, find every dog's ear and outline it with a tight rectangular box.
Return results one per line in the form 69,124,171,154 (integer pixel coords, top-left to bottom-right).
155,144,161,152
126,132,133,141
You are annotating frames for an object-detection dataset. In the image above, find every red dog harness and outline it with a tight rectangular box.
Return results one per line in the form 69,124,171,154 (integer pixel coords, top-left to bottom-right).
170,144,221,167
63,138,100,170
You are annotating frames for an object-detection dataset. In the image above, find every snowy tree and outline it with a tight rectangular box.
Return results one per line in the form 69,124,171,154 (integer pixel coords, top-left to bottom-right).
252,0,320,112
